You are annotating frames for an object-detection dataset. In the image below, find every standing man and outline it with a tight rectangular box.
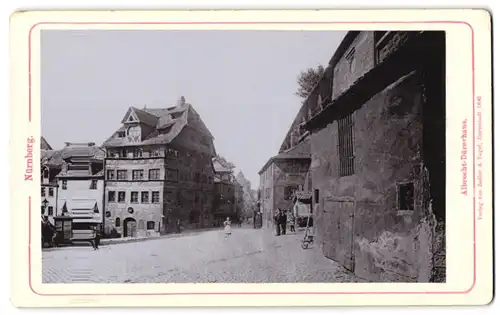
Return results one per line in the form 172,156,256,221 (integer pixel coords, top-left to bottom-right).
274,209,281,236
92,227,101,250
279,210,287,235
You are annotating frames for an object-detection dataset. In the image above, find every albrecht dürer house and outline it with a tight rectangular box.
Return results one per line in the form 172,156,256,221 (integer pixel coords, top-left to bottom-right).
272,31,446,283
102,97,216,238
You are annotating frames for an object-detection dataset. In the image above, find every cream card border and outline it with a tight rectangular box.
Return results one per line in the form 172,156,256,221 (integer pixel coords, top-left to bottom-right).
9,9,493,307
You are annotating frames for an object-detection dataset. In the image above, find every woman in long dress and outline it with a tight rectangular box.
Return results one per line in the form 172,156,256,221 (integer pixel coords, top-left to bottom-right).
223,217,232,238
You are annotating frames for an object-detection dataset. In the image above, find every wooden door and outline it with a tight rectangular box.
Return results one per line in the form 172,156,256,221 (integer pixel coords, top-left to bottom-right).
322,198,355,271
127,221,137,237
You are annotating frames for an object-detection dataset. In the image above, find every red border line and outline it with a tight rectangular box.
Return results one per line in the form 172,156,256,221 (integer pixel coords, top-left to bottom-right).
29,21,476,296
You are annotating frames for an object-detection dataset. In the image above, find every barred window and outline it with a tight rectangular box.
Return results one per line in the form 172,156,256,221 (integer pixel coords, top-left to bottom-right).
338,114,354,177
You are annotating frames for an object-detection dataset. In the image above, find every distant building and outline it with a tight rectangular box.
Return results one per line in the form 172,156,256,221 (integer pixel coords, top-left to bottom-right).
55,142,105,232
212,156,239,225
257,140,310,228
302,31,446,282
235,171,257,219
102,97,216,238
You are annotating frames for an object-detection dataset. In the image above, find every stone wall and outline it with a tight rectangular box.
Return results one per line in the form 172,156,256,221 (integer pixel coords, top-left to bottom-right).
105,180,164,237
311,71,444,282
332,32,375,99
259,164,274,228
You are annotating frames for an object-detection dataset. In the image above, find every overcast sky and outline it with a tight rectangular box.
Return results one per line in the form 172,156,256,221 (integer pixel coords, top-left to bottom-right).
41,30,346,189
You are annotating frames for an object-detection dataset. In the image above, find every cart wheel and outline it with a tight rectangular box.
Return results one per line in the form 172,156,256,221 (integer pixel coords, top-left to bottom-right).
301,241,309,249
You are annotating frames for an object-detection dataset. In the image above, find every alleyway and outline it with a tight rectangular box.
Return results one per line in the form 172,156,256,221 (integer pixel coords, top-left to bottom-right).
42,228,363,283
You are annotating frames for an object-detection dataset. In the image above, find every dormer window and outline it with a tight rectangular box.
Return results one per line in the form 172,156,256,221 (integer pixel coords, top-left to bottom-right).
346,48,356,73
117,131,125,138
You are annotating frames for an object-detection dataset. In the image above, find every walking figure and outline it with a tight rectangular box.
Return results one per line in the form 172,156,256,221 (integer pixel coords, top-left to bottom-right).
176,218,181,234
224,217,232,238
289,212,296,233
92,227,101,250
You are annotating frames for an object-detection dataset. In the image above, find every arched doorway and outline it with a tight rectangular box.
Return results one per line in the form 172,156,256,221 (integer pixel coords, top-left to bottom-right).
123,217,137,237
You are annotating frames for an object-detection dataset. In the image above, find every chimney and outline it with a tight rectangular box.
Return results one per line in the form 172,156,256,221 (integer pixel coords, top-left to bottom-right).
177,96,186,107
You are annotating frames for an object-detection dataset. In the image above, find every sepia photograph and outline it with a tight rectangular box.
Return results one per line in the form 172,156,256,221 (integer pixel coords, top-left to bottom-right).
38,29,447,284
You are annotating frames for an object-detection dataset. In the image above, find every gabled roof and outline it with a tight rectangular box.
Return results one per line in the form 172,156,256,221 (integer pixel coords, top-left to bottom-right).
212,156,235,174
258,138,311,175
40,137,52,150
213,159,233,174
121,107,160,127
42,144,104,178
103,99,213,149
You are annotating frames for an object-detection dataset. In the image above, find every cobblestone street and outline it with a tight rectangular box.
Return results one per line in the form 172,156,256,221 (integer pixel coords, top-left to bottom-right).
42,227,363,283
